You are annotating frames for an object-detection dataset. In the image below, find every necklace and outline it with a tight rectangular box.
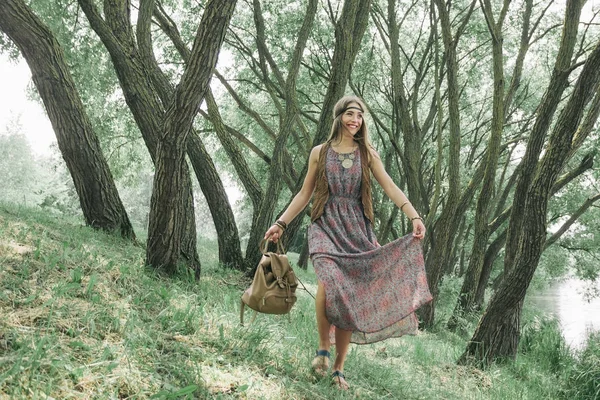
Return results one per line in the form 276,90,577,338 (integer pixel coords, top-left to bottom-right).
338,151,356,169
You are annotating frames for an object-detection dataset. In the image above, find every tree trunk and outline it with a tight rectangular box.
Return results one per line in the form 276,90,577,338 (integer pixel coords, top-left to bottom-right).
460,36,600,365
147,0,237,274
142,3,245,270
0,0,135,239
388,0,424,214
244,0,321,269
78,0,202,272
186,133,245,269
448,0,509,329
298,236,310,270
502,0,583,274
421,0,475,327
474,230,506,309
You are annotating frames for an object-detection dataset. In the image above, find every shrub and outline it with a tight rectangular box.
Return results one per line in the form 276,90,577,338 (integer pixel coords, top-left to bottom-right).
561,332,600,400
520,316,572,374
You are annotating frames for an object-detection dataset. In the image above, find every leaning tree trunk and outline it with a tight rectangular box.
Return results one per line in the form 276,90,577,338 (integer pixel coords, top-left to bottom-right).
502,0,582,274
459,36,600,366
474,151,595,309
138,1,245,270
78,0,201,270
0,0,134,239
147,0,237,274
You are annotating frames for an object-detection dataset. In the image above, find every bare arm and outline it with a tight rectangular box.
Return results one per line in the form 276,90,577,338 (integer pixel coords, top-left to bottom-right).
369,149,426,239
264,145,322,242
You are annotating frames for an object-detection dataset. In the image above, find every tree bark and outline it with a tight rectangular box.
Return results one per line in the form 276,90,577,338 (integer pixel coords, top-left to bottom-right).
145,4,244,270
141,0,245,270
477,152,595,307
503,0,583,274
0,0,135,239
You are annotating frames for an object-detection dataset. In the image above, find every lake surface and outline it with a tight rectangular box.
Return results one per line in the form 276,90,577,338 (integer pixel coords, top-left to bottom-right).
527,278,600,349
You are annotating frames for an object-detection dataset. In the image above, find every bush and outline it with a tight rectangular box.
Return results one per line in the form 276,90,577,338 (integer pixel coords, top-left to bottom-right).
520,316,572,374
561,332,600,400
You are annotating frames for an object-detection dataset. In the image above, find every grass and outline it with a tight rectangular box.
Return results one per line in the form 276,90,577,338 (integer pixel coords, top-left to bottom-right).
0,201,592,399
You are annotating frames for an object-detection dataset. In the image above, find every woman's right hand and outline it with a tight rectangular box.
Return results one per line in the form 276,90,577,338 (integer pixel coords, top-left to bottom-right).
264,224,283,243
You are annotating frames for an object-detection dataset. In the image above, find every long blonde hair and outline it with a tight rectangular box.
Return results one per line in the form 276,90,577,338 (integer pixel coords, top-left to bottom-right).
327,95,372,162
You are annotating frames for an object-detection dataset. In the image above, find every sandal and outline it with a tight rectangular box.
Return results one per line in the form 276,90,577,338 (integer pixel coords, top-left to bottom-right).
311,349,330,376
332,370,349,390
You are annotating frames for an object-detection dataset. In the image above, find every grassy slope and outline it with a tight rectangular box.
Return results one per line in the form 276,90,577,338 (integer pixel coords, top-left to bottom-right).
0,203,566,399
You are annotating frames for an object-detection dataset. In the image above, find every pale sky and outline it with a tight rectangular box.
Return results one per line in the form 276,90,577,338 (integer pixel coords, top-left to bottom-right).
0,57,56,155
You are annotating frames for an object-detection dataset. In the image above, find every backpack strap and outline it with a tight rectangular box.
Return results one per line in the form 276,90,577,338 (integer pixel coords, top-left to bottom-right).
296,276,316,300
240,300,258,326
260,239,285,255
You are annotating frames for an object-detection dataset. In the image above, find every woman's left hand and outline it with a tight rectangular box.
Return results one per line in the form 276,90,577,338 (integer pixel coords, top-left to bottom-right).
412,218,426,239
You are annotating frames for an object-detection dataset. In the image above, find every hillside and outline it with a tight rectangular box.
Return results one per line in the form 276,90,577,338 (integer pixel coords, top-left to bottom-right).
0,203,587,399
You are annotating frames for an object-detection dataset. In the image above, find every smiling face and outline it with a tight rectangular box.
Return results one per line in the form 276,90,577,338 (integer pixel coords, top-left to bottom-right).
327,96,370,146
340,102,364,137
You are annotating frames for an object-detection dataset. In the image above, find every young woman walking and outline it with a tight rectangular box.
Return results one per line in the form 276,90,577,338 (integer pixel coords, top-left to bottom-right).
264,95,432,390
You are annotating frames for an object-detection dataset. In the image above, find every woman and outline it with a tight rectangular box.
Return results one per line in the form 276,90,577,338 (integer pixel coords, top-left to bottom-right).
264,96,432,390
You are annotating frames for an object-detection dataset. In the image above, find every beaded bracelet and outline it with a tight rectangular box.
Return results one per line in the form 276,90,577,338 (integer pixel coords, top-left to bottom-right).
411,216,423,222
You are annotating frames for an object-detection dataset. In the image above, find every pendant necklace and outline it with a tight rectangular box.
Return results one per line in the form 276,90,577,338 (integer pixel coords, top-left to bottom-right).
338,151,356,169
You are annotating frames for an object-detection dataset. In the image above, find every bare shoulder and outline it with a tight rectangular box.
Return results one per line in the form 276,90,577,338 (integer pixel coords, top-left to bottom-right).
369,146,381,161
310,144,325,162
313,143,325,152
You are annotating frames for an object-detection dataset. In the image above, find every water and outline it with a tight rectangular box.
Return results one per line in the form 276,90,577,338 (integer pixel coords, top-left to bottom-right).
527,278,600,349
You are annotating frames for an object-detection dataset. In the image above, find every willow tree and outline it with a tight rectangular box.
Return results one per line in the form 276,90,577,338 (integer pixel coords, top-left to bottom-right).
459,10,600,364
0,0,135,239
75,0,241,274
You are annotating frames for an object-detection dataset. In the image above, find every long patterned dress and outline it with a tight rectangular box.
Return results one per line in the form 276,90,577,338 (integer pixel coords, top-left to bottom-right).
307,146,432,344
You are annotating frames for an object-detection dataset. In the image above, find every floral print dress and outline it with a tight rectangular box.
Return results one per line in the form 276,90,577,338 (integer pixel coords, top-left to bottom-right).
308,146,432,344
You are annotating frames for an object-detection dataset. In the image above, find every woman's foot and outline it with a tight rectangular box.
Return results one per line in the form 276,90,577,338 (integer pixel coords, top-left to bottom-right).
311,349,330,376
332,370,349,390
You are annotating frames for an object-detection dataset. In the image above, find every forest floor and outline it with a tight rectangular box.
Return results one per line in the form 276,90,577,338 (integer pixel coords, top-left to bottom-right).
0,202,594,399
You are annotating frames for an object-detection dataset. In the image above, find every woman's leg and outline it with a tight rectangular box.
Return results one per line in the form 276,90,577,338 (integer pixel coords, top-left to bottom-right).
316,281,330,351
332,327,352,389
312,281,332,376
332,328,352,371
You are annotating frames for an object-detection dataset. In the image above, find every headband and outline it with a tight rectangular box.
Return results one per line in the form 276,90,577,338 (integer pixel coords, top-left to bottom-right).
335,106,364,119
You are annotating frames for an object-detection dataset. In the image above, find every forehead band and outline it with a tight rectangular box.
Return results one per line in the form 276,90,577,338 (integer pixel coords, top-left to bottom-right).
335,106,364,119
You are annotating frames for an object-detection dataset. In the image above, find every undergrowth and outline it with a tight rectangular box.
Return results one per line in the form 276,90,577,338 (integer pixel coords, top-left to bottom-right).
0,202,594,399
